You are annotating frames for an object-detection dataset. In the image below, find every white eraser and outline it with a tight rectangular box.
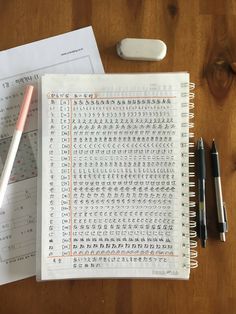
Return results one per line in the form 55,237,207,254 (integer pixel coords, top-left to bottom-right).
117,38,167,61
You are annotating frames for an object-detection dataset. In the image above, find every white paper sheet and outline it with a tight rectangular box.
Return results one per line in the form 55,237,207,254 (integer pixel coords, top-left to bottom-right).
0,26,104,285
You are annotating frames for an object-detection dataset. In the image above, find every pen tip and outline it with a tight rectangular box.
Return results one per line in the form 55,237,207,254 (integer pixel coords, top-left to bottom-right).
211,139,217,152
197,137,204,149
220,233,226,242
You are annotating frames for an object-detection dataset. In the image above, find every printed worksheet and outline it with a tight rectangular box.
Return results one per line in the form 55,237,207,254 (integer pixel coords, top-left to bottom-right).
0,26,104,285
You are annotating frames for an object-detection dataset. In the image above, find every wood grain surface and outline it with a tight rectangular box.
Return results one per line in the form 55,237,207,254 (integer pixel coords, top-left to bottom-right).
0,0,236,313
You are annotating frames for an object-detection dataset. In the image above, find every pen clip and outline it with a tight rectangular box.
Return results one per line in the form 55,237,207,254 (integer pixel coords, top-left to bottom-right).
223,202,228,232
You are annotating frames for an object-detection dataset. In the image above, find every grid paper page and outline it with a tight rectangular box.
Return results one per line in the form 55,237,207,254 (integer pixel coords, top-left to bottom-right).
38,73,190,280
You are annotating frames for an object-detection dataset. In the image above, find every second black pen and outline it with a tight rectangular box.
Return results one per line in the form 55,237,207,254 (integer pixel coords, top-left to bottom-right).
197,138,207,248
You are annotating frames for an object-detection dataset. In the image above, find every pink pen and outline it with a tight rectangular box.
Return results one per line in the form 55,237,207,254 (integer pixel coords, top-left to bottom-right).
0,85,34,208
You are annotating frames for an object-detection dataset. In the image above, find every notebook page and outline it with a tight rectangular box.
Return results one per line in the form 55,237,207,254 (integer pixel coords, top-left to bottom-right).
38,73,190,280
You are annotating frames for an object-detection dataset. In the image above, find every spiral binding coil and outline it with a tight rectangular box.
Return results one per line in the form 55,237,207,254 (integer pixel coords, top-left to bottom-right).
181,82,198,270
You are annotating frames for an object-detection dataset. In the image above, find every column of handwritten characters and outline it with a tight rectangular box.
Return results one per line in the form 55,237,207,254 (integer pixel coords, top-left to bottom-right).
47,97,72,258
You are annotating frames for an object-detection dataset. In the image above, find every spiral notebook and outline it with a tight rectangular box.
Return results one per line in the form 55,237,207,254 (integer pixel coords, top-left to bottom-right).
36,73,197,280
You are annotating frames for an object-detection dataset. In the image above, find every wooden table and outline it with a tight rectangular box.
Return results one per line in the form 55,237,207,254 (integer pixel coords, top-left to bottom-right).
0,1,236,313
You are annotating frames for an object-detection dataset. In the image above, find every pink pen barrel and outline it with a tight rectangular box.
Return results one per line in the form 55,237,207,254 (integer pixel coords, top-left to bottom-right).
0,85,34,208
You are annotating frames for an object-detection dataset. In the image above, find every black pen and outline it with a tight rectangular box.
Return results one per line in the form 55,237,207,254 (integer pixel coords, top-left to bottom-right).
197,138,207,248
211,139,228,242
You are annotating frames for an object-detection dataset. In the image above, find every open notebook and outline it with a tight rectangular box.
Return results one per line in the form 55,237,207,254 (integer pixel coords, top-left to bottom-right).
37,73,197,280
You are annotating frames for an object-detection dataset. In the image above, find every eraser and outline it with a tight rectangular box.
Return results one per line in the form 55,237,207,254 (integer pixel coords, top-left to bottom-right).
116,38,167,61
